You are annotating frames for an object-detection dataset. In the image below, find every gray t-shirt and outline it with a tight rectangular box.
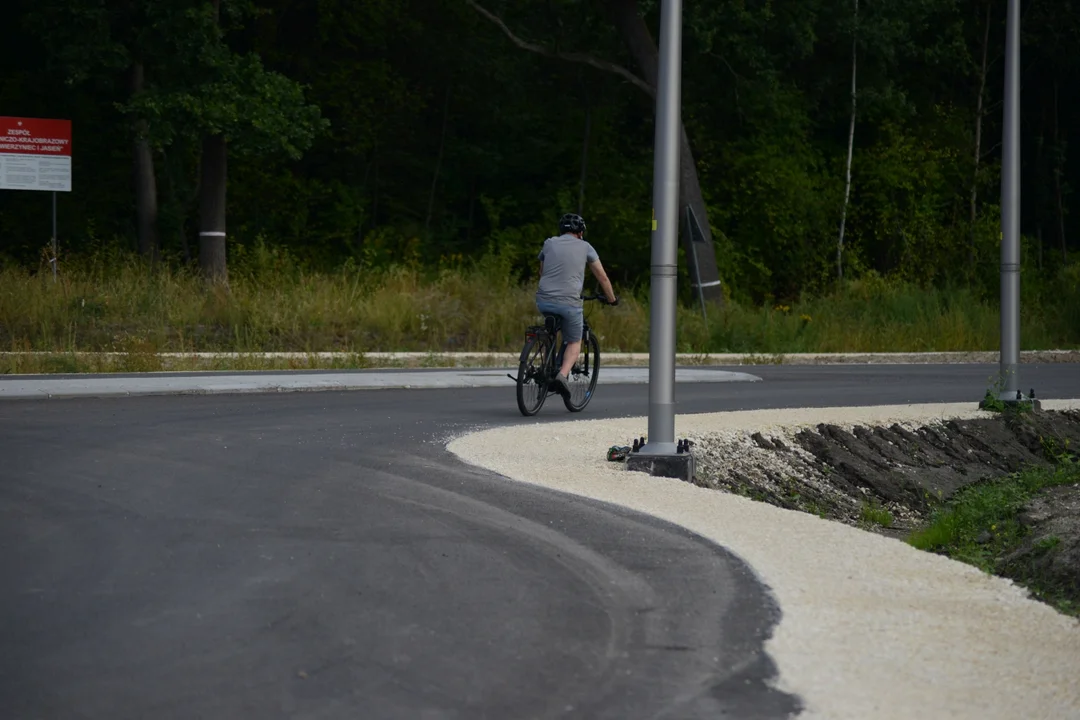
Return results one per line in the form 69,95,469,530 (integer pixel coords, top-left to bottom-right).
536,234,599,307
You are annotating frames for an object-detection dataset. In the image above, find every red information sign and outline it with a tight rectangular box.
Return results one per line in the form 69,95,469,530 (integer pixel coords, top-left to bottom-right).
0,116,73,192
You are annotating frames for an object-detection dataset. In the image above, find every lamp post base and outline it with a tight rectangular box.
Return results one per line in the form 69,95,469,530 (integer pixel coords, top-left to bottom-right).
627,451,696,484
979,389,1041,411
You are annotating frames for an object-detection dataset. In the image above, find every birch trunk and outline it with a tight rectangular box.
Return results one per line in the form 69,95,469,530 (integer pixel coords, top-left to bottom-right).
837,0,858,282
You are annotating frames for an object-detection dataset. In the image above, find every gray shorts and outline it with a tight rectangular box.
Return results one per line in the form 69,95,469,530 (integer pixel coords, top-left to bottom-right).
536,300,584,343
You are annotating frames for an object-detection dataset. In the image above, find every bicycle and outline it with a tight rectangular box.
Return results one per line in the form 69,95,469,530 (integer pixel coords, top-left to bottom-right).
513,294,610,417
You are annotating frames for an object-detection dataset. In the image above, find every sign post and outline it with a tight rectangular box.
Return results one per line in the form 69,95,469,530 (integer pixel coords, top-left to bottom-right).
1,116,73,280
52,191,58,280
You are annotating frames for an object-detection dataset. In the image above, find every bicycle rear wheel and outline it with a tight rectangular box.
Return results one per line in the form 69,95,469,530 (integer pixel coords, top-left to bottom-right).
563,330,600,412
516,335,551,416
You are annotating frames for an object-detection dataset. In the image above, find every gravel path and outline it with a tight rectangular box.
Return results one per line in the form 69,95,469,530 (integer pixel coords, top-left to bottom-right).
448,400,1080,720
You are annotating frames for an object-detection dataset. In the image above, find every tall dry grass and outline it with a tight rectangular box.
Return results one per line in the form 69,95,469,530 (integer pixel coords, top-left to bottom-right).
2,250,1077,361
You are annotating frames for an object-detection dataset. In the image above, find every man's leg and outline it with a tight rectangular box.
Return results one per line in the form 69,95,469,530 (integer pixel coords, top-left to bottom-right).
559,341,581,377
556,306,584,383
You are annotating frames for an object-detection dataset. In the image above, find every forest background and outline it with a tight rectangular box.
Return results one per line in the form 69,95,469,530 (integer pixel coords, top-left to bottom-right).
1,0,1078,366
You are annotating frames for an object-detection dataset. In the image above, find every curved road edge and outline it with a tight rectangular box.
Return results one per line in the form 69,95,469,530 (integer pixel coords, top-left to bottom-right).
0,383,799,720
446,400,1080,720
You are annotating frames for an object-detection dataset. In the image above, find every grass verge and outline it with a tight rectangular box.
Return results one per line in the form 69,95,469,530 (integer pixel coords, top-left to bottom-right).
0,351,379,374
2,252,1078,359
859,502,895,529
908,461,1080,617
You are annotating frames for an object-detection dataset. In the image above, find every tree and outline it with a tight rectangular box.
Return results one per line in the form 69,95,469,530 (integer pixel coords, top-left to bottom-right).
837,0,858,281
121,0,327,283
26,0,326,280
5,0,1078,300
1024,0,1080,265
467,0,725,306
131,63,161,263
27,0,165,261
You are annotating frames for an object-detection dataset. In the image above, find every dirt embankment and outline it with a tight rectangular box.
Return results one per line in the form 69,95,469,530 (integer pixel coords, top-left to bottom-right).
689,409,1080,612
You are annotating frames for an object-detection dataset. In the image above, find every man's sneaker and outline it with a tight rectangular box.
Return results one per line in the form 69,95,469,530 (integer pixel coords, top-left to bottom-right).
553,372,570,395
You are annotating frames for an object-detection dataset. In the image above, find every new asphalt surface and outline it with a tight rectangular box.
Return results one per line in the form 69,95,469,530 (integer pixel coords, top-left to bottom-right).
3,363,1079,719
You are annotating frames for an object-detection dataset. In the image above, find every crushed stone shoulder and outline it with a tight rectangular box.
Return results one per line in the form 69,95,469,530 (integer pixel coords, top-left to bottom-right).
447,400,1080,720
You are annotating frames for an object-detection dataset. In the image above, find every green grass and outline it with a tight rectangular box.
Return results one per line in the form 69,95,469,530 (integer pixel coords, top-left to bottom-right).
907,464,1079,560
2,251,1078,365
0,350,380,374
706,269,1080,354
0,350,579,374
0,254,711,356
907,462,1080,616
859,502,895,528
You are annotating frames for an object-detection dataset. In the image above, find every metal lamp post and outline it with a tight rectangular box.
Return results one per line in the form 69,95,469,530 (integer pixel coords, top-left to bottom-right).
998,0,1021,402
640,0,682,458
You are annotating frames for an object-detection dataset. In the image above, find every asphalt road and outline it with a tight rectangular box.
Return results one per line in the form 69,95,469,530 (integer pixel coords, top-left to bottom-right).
2,363,1079,719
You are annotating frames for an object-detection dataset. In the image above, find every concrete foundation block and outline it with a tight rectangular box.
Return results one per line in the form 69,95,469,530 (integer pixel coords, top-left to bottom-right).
626,452,696,484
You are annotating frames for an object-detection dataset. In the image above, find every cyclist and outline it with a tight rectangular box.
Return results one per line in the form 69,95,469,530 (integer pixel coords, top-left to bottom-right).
536,213,618,395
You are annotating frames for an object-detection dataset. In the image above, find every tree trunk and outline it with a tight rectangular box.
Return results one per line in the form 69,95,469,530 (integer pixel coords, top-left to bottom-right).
837,0,858,282
198,0,228,284
605,0,724,306
130,62,159,263
198,133,228,284
969,1,991,269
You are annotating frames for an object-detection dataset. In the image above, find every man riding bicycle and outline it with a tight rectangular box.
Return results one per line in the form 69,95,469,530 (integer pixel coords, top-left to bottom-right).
536,213,619,395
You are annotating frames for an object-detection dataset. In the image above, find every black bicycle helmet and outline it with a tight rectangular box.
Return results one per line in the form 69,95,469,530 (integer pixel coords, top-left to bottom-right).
558,213,587,236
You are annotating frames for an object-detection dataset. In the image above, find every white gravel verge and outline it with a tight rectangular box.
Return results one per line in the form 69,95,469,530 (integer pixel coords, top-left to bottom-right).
447,400,1080,720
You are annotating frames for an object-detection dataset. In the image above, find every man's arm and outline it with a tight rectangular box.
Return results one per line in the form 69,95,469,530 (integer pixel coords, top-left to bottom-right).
587,259,617,304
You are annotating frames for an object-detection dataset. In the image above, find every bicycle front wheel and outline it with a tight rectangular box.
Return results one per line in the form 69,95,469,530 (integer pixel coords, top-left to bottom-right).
563,330,600,412
516,335,551,416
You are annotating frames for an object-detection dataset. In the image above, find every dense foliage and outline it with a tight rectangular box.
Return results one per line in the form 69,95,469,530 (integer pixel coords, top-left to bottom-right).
1,0,1077,306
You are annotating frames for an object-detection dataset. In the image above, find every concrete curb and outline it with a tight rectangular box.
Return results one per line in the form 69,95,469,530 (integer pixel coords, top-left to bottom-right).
0,367,762,400
3,349,1079,369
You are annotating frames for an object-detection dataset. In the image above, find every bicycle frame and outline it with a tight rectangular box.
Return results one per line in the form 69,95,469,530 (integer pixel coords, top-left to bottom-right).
524,317,593,393
514,294,606,415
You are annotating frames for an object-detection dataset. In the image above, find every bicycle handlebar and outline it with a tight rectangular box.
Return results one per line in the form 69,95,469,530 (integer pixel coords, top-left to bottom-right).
581,293,617,305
